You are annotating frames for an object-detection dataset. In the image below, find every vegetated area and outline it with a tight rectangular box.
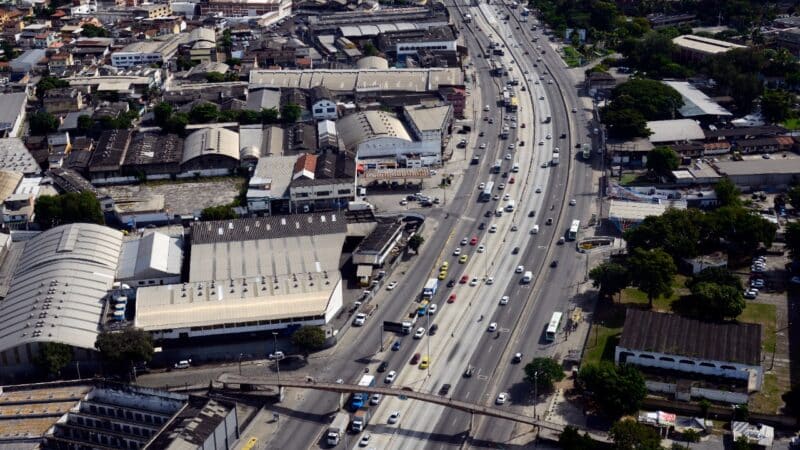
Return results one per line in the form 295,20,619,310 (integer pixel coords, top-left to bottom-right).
529,0,800,133
583,179,795,415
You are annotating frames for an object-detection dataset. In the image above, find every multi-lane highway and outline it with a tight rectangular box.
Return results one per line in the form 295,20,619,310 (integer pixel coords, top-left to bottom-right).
259,2,599,449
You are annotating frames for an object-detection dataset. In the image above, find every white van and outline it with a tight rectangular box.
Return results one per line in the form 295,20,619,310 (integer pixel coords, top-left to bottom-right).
531,225,539,234
505,200,515,212
495,208,503,217
512,162,520,173
522,271,533,283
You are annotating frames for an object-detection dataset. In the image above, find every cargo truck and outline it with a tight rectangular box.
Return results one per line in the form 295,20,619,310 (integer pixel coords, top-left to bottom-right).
327,412,350,446
422,278,438,299
350,374,375,410
351,408,372,432
383,320,413,334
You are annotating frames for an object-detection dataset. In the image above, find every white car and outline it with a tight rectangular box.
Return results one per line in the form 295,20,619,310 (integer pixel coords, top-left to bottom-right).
505,153,512,160
400,199,408,205
479,143,487,149
353,313,367,326
453,248,462,256
359,434,371,447
477,244,486,253
498,183,506,190
479,182,486,190
572,107,577,113
470,277,479,286
493,194,501,201
428,303,438,315
508,143,516,150
370,393,382,405
486,277,495,285
268,351,285,360
388,411,401,424
488,322,498,332
515,265,524,273
386,281,398,291
489,224,498,233
531,225,540,234
385,371,397,383
546,134,552,139
414,327,425,339
569,199,577,206
496,393,508,405
484,105,490,111
500,296,509,305
461,237,468,245
503,193,510,201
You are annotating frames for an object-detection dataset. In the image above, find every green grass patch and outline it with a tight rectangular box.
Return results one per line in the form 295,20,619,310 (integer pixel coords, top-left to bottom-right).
739,302,777,353
782,118,800,131
750,373,782,414
583,322,622,366
620,274,690,312
562,46,582,67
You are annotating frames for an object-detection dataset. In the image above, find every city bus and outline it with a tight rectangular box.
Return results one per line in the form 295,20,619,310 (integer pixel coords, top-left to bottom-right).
568,219,580,240
582,143,591,159
545,311,562,342
480,181,494,201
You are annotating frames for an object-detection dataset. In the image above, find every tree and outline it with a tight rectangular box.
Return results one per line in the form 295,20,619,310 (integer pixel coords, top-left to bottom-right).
714,177,742,207
408,234,424,252
281,103,302,123
698,399,711,422
733,403,749,421
363,42,379,57
760,89,792,124
154,102,174,128
34,342,73,377
189,102,220,123
578,363,646,418
687,267,742,291
81,23,110,38
602,107,650,139
260,107,279,123
711,206,776,256
609,419,662,450
733,435,753,450
205,71,227,83
29,111,59,135
95,328,154,373
623,208,712,260
36,75,69,98
77,114,94,132
524,357,564,392
291,326,326,355
682,429,701,448
0,40,16,61
645,146,679,179
165,112,189,135
239,109,262,125
785,222,800,260
608,79,683,120
558,425,596,450
788,185,800,210
627,247,676,308
689,281,745,320
589,262,629,300
201,204,236,220
34,191,104,229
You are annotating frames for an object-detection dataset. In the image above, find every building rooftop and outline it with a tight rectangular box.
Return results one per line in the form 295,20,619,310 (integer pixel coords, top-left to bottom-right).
124,132,183,167
0,169,22,201
182,127,240,165
248,155,295,198
249,68,463,94
356,56,389,70
620,309,762,366
116,231,182,282
608,199,687,221
337,111,412,152
0,138,40,175
192,213,348,245
647,119,705,143
0,224,123,355
663,81,732,117
403,104,451,133
148,397,236,449
715,158,800,176
377,25,456,46
356,216,402,253
239,125,285,157
672,34,746,56
89,129,133,172
246,87,281,111
704,125,786,139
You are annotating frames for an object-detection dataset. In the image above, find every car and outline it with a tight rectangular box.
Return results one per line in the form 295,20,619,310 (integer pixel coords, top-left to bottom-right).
414,327,425,339
429,323,438,335
479,143,487,149
539,140,545,146
489,224,498,233
386,281,398,290
558,236,566,245
370,393,382,405
485,210,493,217
751,279,765,288
539,95,544,100
546,218,553,225
521,123,526,128
508,143,516,150
546,134,552,139
400,199,408,206
438,271,447,280
470,236,479,245
500,295,509,305
535,187,542,193
512,353,523,363
551,260,559,267
489,117,494,124
479,182,486,190
464,366,475,377
791,276,800,285
560,133,567,139
460,275,469,284
459,255,469,263
448,293,457,303
752,266,765,273
268,351,285,360
509,177,516,184
477,244,486,253
492,194,500,201
439,383,452,396
528,210,536,217
359,434,371,447
353,313,367,326
453,248,461,256
174,360,191,369
461,237,468,246
392,341,401,351
531,224,540,234
419,355,430,369
478,222,485,230
503,193,511,201
511,225,518,231
470,277,479,286
388,411,401,424
486,277,495,285
496,393,508,405
428,303,438,314
512,246,520,254
505,153,512,160
572,107,578,113
488,322,498,332
484,105,490,111
441,261,449,271
541,162,549,168
498,183,506,190
479,131,485,136
569,199,577,206
516,265,524,273
744,290,757,299
385,371,397,383
410,353,421,364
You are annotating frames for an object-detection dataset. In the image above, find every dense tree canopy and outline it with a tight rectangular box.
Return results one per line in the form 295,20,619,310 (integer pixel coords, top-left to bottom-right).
34,342,73,377
29,111,59,135
95,329,154,373
687,267,742,291
189,102,220,123
589,262,630,300
81,23,110,38
760,89,793,124
559,426,597,450
291,326,327,354
609,419,662,450
624,208,712,260
281,103,302,123
578,363,646,418
710,206,776,256
627,247,676,308
34,191,104,229
36,75,69,98
786,222,800,260
608,79,684,120
689,281,746,320
645,146,679,179
201,204,236,221
524,357,564,392
714,177,742,208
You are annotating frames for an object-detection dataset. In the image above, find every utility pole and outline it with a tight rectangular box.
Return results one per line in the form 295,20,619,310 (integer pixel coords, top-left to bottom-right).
426,311,432,378
533,371,539,420
272,332,281,383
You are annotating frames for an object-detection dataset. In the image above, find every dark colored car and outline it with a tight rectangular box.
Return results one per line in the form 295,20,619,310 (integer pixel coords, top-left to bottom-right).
478,223,485,230
447,279,456,288
411,353,421,364
528,210,536,217
392,341,401,351
378,361,388,372
485,210,493,218
551,260,559,268
512,247,520,254
464,366,475,378
429,324,439,335
439,383,452,395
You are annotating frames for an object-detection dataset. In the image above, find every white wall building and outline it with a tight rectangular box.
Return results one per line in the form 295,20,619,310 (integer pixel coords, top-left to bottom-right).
338,111,441,166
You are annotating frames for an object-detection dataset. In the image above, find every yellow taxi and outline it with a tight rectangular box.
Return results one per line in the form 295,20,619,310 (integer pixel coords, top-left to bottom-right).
459,254,469,264
419,355,430,369
438,270,447,280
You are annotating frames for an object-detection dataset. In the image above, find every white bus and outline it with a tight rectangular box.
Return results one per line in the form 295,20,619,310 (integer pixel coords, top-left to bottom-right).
480,181,494,201
545,312,562,342
568,220,580,241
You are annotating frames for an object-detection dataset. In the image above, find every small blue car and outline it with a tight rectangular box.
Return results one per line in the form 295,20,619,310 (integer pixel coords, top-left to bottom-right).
391,341,401,351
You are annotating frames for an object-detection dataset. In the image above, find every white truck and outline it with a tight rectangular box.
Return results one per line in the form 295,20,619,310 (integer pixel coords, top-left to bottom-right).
522,271,533,283
327,412,350,446
351,407,372,432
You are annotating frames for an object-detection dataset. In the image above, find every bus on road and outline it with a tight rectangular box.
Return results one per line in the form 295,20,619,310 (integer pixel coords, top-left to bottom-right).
582,143,591,159
545,312,563,342
480,181,494,201
568,220,580,240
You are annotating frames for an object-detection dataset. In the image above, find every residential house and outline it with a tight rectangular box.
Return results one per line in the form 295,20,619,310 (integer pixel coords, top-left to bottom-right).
310,86,337,120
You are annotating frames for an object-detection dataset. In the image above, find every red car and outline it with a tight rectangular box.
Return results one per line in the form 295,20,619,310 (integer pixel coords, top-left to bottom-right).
459,275,469,284
410,353,421,364
469,236,478,245
509,177,515,184
447,294,456,303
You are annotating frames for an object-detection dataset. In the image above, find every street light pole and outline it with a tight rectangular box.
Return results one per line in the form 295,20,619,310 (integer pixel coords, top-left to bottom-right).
533,371,539,420
272,332,280,383
426,311,431,378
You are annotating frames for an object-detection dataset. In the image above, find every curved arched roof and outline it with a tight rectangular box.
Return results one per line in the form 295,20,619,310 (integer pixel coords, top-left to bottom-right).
182,128,240,165
337,111,411,151
0,223,123,354
356,56,389,70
